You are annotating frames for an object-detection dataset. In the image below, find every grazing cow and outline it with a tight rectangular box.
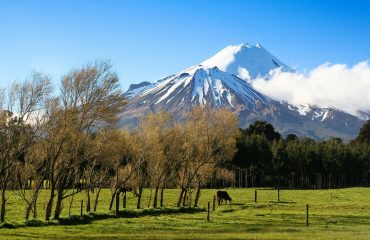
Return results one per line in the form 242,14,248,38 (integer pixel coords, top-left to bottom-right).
119,186,139,197
217,191,232,205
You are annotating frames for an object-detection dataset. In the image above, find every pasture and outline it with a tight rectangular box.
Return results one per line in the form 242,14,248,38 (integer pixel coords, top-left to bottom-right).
1,188,370,239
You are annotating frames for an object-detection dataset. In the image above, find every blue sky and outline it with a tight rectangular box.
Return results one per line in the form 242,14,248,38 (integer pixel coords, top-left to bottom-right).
0,0,369,90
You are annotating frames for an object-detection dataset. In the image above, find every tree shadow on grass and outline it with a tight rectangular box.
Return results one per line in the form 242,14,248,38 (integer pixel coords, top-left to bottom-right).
58,213,113,225
270,201,297,204
59,207,206,224
221,209,236,213
120,207,206,218
0,207,207,228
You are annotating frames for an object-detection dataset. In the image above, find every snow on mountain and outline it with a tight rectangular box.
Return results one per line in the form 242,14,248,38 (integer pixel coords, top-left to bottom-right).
121,43,364,139
201,43,291,81
122,65,273,114
287,103,348,122
125,81,152,99
125,43,291,99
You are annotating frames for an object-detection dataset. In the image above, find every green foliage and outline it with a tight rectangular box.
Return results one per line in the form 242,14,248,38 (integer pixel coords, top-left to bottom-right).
356,119,370,143
285,133,298,142
244,121,281,142
232,120,370,188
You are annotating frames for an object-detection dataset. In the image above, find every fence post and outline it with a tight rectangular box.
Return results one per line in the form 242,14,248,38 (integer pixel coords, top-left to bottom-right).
213,195,216,211
207,202,210,222
80,200,83,217
306,204,309,226
255,190,257,203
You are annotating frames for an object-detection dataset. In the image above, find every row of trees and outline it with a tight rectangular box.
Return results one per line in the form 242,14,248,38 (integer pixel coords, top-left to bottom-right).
232,121,370,189
2,60,370,223
0,61,239,223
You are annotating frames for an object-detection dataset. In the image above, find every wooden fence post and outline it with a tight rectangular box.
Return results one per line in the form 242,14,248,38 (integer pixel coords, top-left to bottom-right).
213,195,216,211
80,200,83,217
207,202,210,222
306,204,309,226
255,190,257,203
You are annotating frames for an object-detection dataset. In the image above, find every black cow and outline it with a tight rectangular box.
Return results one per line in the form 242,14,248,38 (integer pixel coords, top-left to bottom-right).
217,191,232,205
119,186,139,197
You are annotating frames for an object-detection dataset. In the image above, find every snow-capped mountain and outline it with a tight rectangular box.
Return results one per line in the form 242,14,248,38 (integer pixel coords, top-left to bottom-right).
120,44,364,139
201,43,291,81
125,65,272,110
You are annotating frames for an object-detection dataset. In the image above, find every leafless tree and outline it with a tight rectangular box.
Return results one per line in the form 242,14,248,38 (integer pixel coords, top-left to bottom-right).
0,72,51,222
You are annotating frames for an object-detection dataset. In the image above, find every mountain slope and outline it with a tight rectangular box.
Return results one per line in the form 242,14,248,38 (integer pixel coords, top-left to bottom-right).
120,44,364,139
121,65,272,114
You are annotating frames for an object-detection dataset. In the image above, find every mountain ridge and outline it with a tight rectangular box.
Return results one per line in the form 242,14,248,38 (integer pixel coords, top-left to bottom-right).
121,43,364,139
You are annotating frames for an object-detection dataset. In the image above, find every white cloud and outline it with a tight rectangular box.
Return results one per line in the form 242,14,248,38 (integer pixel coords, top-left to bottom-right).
237,67,251,81
251,61,370,115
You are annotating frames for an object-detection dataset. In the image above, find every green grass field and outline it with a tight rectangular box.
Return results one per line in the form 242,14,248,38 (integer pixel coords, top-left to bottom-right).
1,188,370,239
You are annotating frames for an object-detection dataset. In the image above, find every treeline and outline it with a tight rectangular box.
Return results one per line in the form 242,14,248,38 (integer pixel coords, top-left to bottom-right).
0,61,239,223
231,121,370,189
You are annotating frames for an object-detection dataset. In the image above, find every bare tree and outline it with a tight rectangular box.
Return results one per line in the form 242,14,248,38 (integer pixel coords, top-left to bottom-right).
0,72,51,222
105,130,137,211
176,107,239,207
42,60,126,220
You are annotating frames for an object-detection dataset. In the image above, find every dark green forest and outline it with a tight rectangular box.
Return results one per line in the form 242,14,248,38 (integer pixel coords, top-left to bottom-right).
229,120,370,189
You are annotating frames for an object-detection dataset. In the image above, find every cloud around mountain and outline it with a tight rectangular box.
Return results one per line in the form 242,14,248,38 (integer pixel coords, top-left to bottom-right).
252,61,370,115
122,43,367,139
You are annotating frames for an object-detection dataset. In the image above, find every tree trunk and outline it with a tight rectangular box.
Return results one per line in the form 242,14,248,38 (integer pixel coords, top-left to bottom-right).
137,186,143,209
153,186,159,208
115,191,120,215
147,188,153,208
250,168,254,188
68,193,75,216
109,188,118,210
245,169,248,188
189,190,192,207
25,202,32,221
160,184,165,207
301,170,304,188
177,188,185,207
86,189,91,212
45,183,55,221
1,187,7,223
194,181,201,207
53,189,63,220
182,189,188,206
33,198,37,219
93,187,102,212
